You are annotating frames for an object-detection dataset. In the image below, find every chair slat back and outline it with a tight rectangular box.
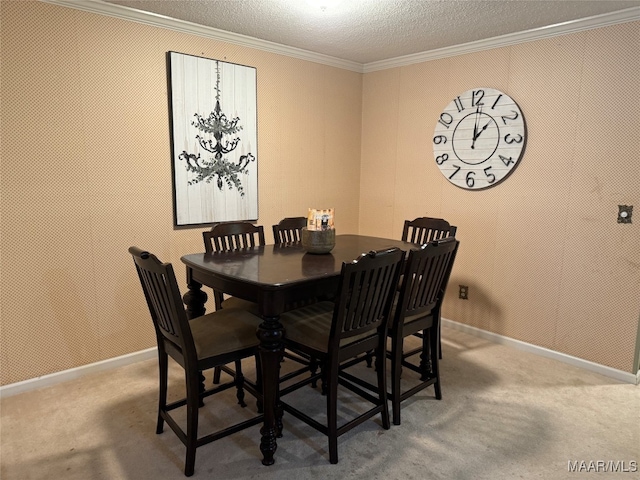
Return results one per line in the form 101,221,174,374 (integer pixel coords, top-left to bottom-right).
396,237,459,320
401,217,457,244
203,222,266,253
129,247,193,353
330,248,404,344
272,216,307,244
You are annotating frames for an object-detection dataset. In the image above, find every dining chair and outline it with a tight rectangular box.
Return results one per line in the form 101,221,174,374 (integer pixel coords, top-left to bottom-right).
202,221,264,312
272,216,307,244
203,221,264,383
204,221,266,254
401,216,457,244
272,216,326,384
401,216,457,359
387,236,459,425
128,247,263,477
278,247,405,464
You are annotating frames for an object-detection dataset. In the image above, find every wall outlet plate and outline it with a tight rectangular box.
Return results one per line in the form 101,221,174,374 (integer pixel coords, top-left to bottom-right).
618,205,633,224
459,285,469,300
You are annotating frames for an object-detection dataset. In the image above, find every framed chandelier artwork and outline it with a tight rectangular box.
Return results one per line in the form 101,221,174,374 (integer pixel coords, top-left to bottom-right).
168,51,258,227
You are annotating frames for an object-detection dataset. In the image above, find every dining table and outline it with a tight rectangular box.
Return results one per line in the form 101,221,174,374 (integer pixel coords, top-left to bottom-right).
180,233,418,466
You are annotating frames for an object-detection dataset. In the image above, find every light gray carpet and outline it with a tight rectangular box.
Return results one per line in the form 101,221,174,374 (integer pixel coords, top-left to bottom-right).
1,327,638,480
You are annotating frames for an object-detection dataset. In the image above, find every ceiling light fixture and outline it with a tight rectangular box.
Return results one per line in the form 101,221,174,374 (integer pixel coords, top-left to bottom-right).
305,0,342,11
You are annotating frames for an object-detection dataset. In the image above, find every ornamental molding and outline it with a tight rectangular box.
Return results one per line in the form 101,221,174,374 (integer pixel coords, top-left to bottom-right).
41,1,640,74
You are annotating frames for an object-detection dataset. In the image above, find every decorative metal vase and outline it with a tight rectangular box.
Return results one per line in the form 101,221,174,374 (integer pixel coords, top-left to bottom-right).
301,227,336,254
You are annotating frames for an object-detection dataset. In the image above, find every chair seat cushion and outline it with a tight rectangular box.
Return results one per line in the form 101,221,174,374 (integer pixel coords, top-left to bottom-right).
190,308,261,360
388,299,434,332
220,296,260,315
280,301,334,353
403,312,433,328
281,301,377,354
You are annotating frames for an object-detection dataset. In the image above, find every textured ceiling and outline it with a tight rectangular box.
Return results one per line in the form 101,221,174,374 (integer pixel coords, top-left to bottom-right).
101,0,640,64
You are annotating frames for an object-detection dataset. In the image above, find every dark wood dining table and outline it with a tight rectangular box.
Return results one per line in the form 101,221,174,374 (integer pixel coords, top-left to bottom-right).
180,234,418,466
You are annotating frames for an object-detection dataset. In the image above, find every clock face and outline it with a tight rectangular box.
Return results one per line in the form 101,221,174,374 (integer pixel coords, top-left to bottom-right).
433,88,526,190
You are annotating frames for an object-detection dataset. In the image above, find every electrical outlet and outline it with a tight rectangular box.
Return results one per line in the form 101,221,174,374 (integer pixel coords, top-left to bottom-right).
618,205,633,224
459,285,469,300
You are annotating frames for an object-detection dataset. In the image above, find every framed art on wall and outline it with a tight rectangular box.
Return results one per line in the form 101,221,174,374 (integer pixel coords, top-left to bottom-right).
168,51,258,227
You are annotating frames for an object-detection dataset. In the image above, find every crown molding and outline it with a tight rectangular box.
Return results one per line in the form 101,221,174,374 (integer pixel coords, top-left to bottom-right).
39,0,364,72
364,6,640,72
40,1,640,74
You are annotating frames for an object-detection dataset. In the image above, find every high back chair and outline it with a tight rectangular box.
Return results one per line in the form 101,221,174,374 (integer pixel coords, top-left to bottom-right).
128,247,263,476
272,216,307,244
401,217,457,244
272,216,326,379
202,221,264,384
279,247,405,464
389,237,459,425
401,216,457,359
203,221,266,253
202,221,265,310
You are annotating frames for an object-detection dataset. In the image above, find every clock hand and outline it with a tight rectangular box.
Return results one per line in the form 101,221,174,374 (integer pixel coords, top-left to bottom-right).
471,105,482,149
472,119,492,143
472,105,480,140
477,120,492,137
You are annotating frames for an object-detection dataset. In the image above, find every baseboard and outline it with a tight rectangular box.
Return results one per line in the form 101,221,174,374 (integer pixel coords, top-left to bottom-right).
442,318,639,385
2,321,638,397
0,347,158,398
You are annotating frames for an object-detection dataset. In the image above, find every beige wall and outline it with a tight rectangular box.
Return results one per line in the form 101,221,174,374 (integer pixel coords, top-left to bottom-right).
360,22,640,373
0,1,362,385
1,2,638,385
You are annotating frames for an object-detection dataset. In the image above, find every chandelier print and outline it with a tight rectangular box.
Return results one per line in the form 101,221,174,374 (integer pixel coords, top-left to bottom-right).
179,60,255,196
168,52,258,226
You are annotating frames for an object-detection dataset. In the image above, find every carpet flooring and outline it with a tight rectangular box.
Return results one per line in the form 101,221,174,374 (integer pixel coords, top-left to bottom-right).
1,327,638,479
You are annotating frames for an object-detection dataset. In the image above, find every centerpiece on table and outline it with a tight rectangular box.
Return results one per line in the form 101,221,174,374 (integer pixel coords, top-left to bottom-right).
302,208,335,254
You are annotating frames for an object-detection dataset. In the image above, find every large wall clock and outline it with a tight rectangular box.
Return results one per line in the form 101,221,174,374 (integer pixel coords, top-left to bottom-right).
432,87,526,190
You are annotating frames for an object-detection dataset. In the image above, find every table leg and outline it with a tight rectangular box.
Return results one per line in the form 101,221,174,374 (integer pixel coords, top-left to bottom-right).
257,315,283,466
182,273,208,406
183,273,207,320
